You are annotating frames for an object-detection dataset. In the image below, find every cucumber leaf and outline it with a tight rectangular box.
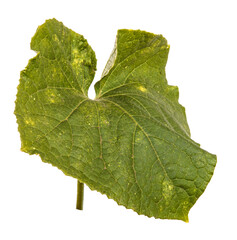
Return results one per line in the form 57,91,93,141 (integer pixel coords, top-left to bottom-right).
15,19,216,221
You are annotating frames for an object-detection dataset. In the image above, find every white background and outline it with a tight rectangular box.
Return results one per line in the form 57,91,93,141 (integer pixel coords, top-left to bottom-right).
0,0,236,239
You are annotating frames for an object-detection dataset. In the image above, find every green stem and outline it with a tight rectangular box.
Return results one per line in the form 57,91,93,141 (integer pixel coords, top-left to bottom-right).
76,180,84,210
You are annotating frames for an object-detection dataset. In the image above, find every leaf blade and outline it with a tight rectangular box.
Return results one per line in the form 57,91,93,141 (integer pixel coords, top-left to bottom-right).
15,19,217,221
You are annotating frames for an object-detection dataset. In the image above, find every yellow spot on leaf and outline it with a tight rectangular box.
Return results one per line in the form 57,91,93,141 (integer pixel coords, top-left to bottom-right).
25,117,35,126
72,58,83,65
45,90,61,103
138,86,147,92
53,34,59,42
162,179,174,202
72,48,79,55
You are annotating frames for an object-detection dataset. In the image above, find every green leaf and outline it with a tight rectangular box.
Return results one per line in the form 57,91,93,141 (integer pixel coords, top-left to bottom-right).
15,18,216,222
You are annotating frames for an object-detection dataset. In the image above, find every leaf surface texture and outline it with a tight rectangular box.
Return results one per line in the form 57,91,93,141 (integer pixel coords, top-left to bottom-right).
15,19,216,221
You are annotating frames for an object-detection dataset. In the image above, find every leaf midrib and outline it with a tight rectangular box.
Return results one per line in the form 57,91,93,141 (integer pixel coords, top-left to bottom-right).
96,36,166,98
101,93,198,147
101,98,172,181
30,98,88,146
